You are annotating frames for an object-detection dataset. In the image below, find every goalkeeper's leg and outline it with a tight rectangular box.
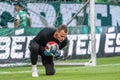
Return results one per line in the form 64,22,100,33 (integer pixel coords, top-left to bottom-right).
29,40,39,77
45,64,55,75
30,41,55,76
39,51,55,75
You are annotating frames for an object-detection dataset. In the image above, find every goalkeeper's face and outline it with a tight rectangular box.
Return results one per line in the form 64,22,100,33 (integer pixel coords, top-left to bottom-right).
56,30,67,42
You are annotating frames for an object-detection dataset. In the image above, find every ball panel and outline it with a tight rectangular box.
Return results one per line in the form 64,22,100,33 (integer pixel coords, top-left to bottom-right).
45,41,59,53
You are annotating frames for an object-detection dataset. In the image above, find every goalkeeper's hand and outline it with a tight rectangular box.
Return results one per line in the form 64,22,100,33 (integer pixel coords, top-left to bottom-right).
44,47,61,59
44,46,54,56
54,50,61,59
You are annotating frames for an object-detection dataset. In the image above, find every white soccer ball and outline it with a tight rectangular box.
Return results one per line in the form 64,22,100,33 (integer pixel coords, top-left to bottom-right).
45,41,59,53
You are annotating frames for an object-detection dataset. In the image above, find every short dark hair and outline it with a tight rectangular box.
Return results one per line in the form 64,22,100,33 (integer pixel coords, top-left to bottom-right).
57,24,68,33
14,2,23,7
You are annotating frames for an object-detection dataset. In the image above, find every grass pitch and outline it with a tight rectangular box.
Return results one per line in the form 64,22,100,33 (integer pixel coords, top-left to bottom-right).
0,56,120,80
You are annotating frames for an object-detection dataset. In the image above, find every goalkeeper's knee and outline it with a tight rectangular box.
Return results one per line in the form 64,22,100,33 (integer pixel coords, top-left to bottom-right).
45,64,55,75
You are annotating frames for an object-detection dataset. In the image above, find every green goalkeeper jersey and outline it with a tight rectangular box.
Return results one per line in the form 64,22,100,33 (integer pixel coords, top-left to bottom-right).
16,10,30,28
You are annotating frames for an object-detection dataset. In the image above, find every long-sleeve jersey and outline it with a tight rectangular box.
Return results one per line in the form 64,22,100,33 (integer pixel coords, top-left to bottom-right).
33,27,68,50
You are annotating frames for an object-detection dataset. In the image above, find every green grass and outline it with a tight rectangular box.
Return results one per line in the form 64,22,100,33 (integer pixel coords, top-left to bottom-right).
0,56,120,80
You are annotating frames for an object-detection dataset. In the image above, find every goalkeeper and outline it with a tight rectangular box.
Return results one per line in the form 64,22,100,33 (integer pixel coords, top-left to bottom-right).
29,24,68,77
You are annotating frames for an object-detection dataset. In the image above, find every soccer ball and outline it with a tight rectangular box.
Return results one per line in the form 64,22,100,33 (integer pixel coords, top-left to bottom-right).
45,41,59,53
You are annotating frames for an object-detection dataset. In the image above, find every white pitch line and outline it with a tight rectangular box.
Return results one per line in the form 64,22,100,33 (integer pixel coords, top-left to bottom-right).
0,71,31,74
0,63,120,74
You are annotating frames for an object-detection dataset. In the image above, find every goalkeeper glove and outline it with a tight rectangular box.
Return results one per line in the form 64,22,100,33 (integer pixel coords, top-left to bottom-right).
44,46,54,56
44,45,61,58
54,50,61,59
